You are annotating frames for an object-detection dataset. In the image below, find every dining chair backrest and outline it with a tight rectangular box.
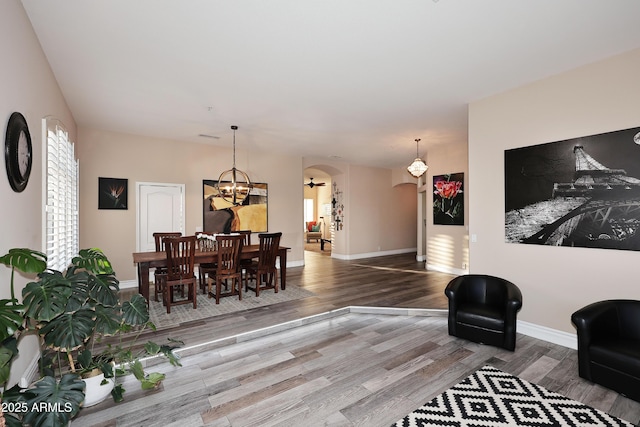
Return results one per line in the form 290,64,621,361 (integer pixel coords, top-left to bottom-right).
216,234,244,274
238,230,252,246
153,232,182,252
165,235,196,281
257,232,282,269
196,232,217,251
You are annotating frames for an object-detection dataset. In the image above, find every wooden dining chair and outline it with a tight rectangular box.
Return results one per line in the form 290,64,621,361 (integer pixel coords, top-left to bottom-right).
245,232,282,297
209,234,244,304
237,230,253,270
163,235,197,314
238,230,252,246
196,232,217,294
152,232,182,301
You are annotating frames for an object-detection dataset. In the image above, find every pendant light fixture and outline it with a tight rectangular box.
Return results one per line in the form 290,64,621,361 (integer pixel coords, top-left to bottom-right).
216,125,253,206
407,138,428,178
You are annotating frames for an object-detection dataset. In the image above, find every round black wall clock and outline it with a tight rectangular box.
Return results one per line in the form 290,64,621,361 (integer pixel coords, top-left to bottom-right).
4,112,33,193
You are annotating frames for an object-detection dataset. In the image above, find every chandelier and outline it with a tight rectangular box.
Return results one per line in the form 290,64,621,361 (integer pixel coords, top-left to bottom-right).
407,138,428,178
216,125,253,206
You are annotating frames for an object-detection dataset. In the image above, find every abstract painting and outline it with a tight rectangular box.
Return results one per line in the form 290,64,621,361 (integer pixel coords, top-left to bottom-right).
203,180,268,233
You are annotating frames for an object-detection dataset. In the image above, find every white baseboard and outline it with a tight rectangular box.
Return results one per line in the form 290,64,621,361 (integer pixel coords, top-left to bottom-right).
286,260,304,268
426,263,468,276
332,247,416,260
119,279,138,290
517,320,577,349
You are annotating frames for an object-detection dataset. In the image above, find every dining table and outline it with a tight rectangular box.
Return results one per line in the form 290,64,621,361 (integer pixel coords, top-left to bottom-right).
132,244,290,302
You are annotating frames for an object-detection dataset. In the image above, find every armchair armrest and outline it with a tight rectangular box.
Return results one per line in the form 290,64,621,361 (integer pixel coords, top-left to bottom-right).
505,282,523,315
571,300,620,347
571,300,622,380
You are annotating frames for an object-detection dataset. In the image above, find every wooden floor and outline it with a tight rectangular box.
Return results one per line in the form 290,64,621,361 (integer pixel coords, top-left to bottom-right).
74,252,640,426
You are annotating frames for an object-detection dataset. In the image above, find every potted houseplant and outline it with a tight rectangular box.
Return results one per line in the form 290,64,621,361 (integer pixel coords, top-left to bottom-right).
0,247,181,427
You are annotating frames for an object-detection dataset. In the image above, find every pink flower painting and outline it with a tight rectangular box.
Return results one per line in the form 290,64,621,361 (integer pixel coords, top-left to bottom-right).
433,173,464,225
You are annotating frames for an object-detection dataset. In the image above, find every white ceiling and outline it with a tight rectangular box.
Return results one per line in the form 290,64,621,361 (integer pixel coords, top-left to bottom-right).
20,0,640,169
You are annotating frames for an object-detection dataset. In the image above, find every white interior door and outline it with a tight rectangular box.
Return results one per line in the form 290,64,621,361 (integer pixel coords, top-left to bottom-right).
137,182,185,252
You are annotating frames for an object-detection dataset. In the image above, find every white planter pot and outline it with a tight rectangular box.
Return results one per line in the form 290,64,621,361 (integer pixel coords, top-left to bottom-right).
82,370,115,407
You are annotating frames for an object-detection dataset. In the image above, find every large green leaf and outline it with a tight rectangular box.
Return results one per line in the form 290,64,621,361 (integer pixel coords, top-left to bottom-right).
22,374,85,427
22,271,73,322
93,305,120,336
0,298,24,342
121,294,150,326
0,249,46,338
72,248,113,275
76,348,93,371
39,309,95,352
0,248,47,274
86,272,120,307
0,337,19,385
63,268,91,312
1,383,33,427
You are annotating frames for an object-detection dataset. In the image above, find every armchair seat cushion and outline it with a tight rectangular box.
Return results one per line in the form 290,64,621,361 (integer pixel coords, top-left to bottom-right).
456,304,505,331
590,339,640,379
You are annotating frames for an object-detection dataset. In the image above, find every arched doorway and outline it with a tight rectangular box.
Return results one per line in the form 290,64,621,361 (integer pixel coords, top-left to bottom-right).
303,167,332,256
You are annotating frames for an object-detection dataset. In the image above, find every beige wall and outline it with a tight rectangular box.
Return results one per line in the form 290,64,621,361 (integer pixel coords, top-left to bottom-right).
469,48,640,333
77,128,304,282
425,141,469,273
346,164,417,257
0,0,77,385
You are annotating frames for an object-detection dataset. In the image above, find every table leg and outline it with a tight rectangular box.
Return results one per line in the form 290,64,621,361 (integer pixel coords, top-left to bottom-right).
279,249,287,290
137,262,151,302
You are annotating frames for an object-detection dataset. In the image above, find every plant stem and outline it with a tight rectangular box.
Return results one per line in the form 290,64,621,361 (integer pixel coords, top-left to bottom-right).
67,352,76,373
10,267,15,301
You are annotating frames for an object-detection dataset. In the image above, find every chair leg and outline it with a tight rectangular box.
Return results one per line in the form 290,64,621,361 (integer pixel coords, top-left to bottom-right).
244,271,252,292
192,282,197,309
164,284,171,314
274,270,278,293
237,277,242,301
155,273,165,302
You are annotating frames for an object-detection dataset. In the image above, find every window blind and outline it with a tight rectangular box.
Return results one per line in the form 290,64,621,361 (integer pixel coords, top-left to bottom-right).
45,118,79,271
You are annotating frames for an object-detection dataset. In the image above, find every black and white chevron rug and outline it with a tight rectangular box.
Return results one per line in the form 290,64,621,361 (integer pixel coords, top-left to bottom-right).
392,365,635,427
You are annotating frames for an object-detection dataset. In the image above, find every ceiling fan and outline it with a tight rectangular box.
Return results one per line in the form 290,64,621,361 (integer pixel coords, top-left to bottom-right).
304,177,326,188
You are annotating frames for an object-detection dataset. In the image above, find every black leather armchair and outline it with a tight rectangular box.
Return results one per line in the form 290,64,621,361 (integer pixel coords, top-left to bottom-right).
444,274,523,351
571,300,640,402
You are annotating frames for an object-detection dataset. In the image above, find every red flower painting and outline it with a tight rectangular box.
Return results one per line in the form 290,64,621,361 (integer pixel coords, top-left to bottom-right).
434,180,463,200
433,173,464,225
